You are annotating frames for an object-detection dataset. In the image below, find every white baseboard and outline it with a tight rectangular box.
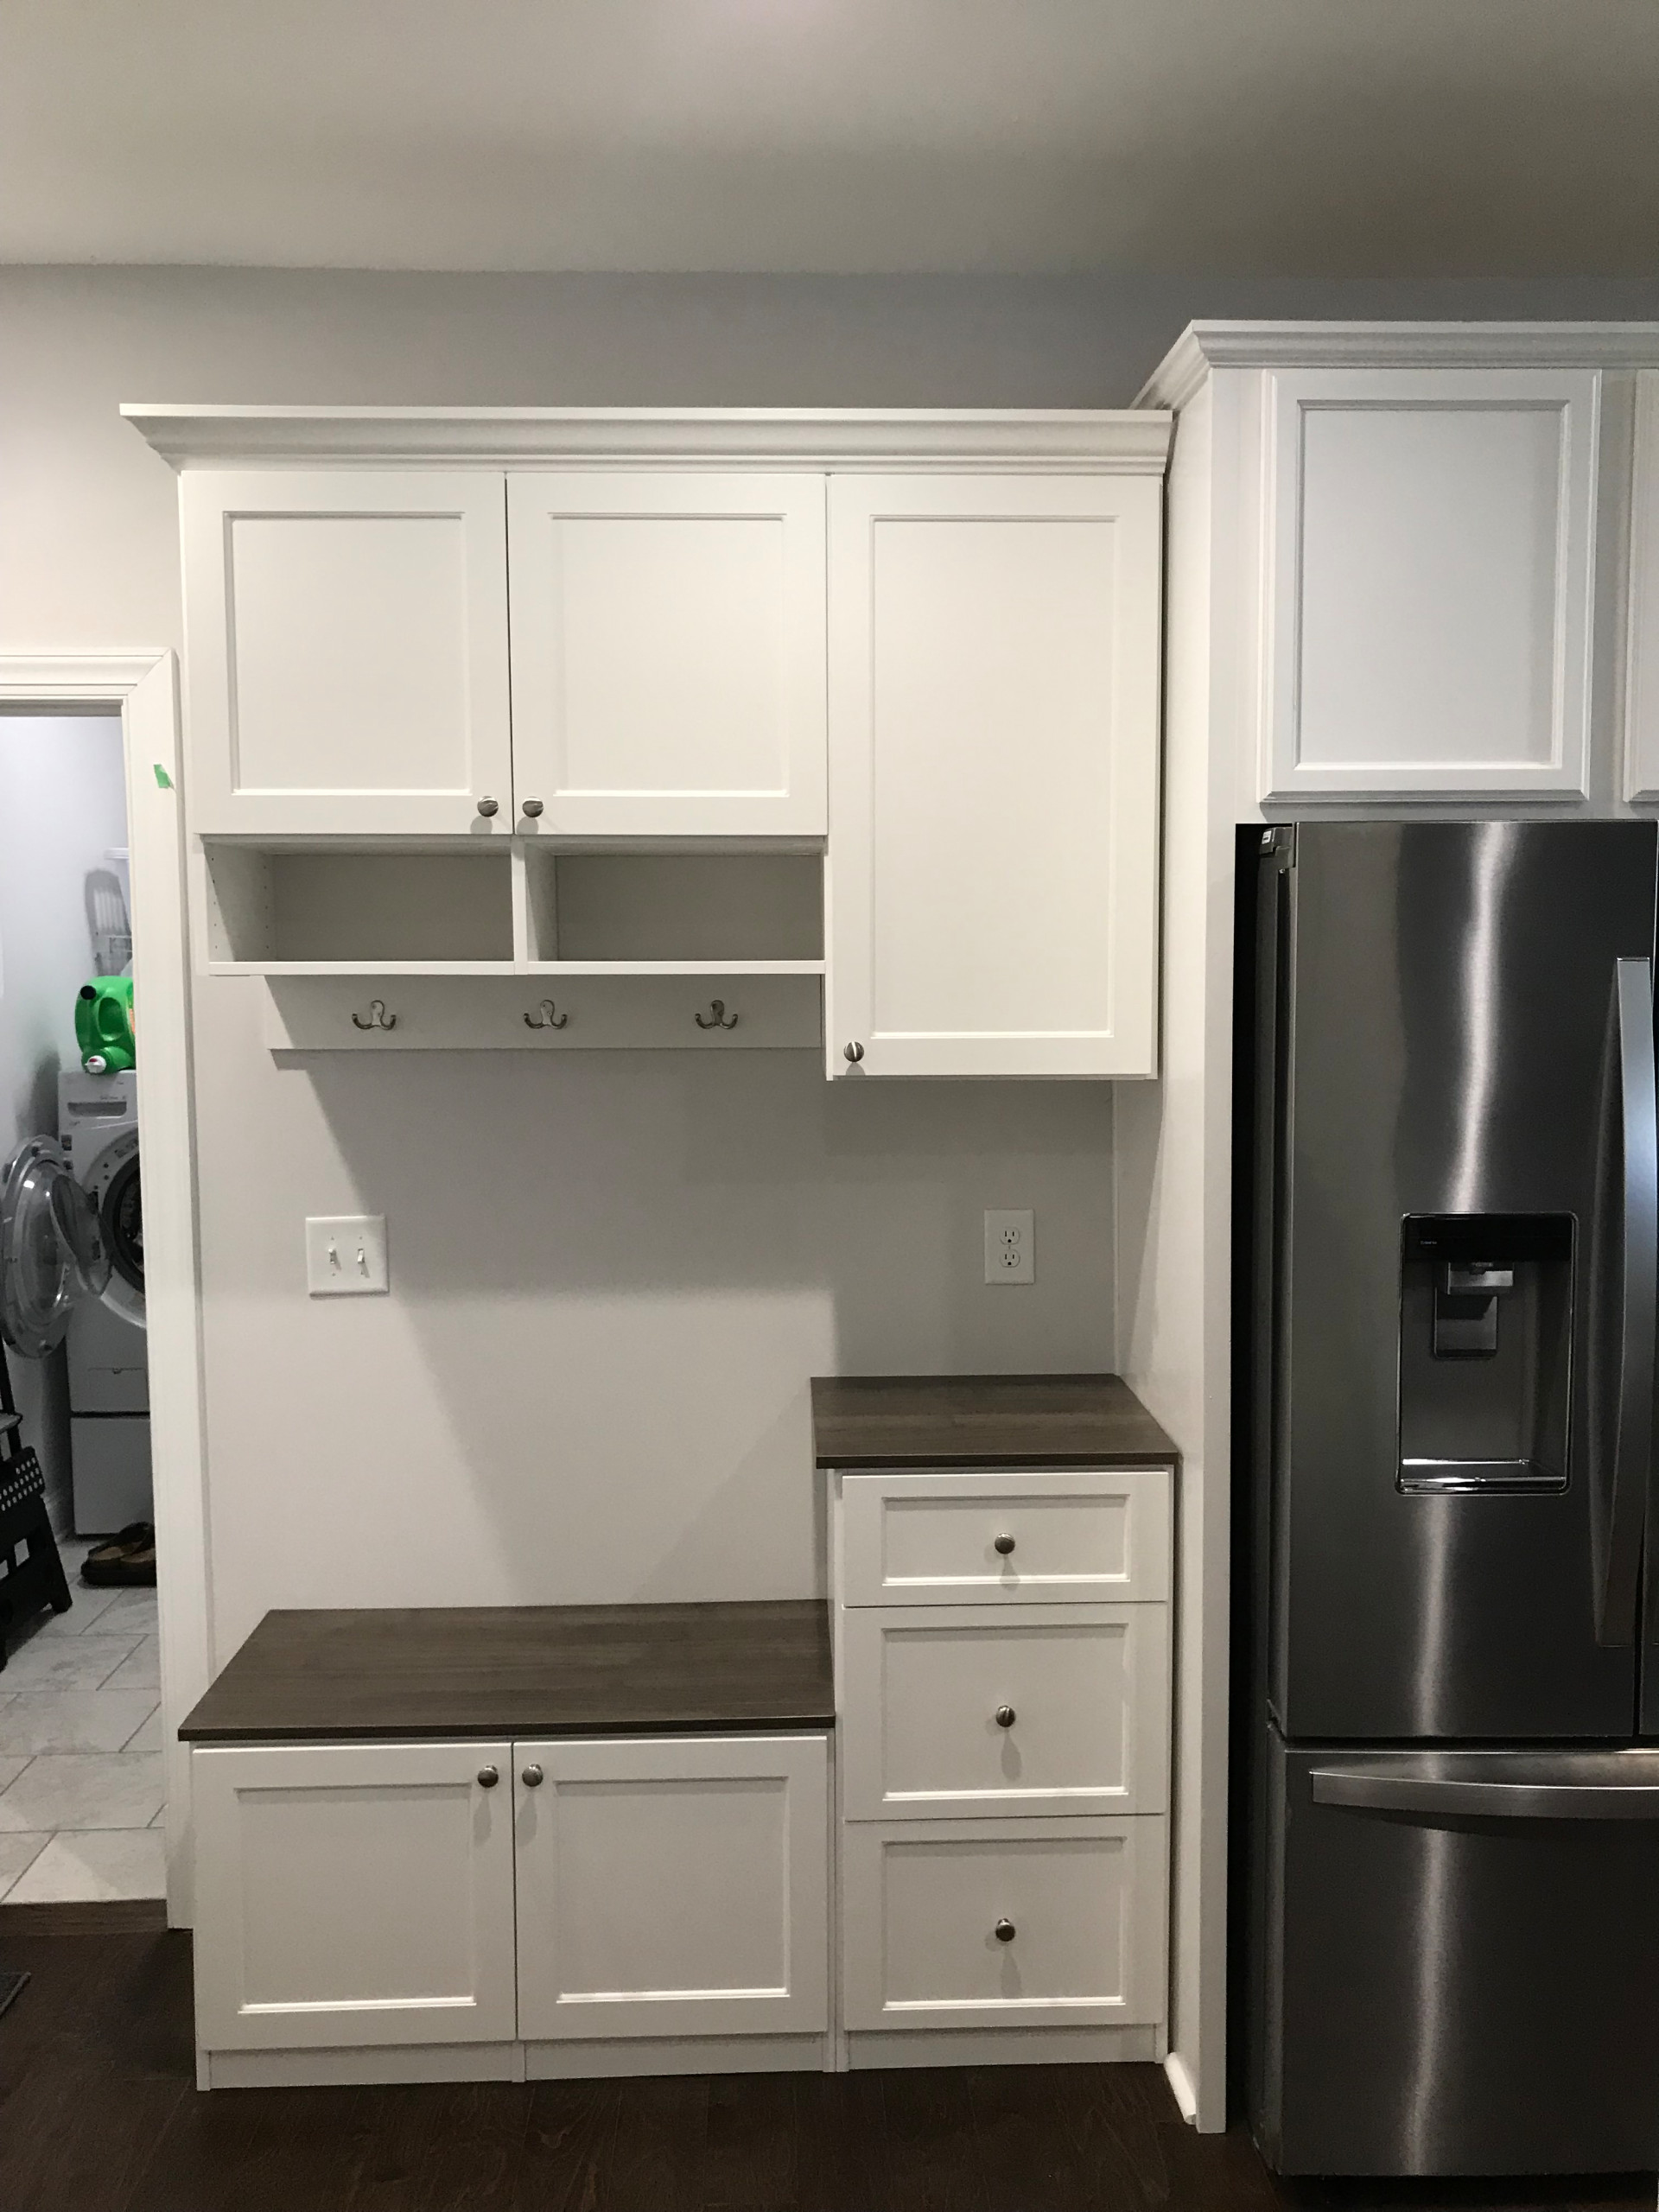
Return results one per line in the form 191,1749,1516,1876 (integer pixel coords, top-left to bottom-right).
1164,2049,1198,2122
848,2024,1160,2070
525,2034,830,2081
203,2042,524,2090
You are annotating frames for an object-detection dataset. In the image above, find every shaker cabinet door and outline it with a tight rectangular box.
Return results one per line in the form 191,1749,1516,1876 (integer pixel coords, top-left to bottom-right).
181,470,512,836
508,472,828,837
826,474,1161,1077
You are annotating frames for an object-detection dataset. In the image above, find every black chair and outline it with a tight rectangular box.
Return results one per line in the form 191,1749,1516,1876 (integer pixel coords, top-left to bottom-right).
0,1340,73,1669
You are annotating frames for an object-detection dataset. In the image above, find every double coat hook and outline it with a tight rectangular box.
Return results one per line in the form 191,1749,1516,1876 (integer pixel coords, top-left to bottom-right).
524,999,569,1030
351,998,397,1032
694,999,739,1030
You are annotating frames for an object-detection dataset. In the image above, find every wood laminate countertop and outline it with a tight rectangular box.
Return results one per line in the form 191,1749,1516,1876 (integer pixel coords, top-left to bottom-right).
811,1372,1177,1469
180,1600,833,1744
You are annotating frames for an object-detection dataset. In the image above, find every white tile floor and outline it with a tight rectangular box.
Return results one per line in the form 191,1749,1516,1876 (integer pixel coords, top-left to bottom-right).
0,1535,164,1904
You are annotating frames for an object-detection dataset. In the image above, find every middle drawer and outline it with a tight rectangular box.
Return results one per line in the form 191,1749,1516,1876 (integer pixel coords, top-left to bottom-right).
839,1603,1168,1821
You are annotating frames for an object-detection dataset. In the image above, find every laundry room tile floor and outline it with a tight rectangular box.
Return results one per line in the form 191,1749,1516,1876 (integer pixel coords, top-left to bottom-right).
0,1538,164,1904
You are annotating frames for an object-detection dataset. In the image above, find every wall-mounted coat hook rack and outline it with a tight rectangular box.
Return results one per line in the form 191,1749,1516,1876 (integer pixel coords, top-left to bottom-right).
694,1000,739,1030
351,999,397,1032
524,1000,569,1030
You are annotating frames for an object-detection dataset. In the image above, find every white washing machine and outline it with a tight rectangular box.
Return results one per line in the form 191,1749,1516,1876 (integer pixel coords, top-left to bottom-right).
59,1072,149,1532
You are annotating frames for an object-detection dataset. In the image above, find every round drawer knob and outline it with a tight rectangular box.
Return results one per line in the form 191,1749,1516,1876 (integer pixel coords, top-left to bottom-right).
995,1704,1016,1729
522,798,544,818
844,1041,865,1065
993,1532,1016,1557
521,1764,544,1788
476,796,499,817
995,1918,1016,1943
476,1765,499,1789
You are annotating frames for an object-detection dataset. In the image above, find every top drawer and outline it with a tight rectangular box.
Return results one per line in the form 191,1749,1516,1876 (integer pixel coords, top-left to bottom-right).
838,1468,1171,1607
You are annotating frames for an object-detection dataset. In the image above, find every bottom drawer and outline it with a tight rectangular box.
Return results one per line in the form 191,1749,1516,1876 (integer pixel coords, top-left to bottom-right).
842,1816,1167,2032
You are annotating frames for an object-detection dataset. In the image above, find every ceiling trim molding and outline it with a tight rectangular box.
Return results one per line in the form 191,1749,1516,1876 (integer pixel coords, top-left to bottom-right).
121,404,1173,473
1136,321,1659,410
0,651,170,702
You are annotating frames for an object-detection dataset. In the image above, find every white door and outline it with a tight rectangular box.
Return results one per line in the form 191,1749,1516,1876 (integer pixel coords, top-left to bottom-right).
1262,368,1600,801
841,1815,1167,2031
507,473,828,836
191,1741,517,2051
826,473,1161,1078
839,1603,1170,1820
181,469,512,835
513,1733,830,2042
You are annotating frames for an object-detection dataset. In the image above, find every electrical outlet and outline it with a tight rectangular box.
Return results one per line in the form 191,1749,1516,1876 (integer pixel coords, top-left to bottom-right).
306,1215,389,1296
984,1209,1034,1286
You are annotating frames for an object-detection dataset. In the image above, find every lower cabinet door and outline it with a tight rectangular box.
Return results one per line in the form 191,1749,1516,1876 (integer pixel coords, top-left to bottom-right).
191,1741,518,2050
842,1815,1167,2032
514,1733,830,2041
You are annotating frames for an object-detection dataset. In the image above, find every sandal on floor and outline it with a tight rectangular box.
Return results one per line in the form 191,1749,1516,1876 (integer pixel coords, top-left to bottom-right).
82,1522,156,1588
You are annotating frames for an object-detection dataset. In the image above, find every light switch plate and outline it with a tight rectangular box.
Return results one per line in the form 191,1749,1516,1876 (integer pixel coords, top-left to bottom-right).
984,1209,1034,1285
306,1215,389,1296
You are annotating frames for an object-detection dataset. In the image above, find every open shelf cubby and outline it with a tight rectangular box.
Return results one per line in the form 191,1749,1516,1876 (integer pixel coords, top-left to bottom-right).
203,843,516,971
522,849,824,972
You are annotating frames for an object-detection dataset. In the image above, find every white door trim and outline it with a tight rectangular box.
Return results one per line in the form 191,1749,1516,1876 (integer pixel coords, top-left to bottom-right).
0,650,209,1929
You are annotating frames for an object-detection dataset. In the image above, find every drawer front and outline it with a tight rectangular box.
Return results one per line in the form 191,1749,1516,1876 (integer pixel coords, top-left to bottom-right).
838,1467,1171,1606
840,1604,1168,1819
842,1816,1167,2031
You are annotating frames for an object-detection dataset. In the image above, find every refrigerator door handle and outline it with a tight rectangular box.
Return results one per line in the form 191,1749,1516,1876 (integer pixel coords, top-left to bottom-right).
1312,1759,1659,1820
1591,957,1657,1649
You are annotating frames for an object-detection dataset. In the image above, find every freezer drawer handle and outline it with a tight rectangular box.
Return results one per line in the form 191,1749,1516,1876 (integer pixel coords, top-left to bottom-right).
1312,1764,1659,1821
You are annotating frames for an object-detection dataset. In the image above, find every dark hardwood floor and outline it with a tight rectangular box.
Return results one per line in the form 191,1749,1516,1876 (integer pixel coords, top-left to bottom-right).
0,1903,1649,2212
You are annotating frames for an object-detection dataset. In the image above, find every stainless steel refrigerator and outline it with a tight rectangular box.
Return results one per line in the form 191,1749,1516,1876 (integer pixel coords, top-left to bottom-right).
1242,818,1659,2177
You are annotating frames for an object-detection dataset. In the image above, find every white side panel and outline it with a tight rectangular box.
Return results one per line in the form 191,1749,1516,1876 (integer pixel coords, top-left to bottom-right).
826,474,1161,1077
507,472,827,836
1626,372,1659,803
181,469,512,836
838,1467,1172,1606
841,1816,1167,2032
839,1602,1169,1819
514,1733,830,2041
1263,369,1599,799
191,1741,518,2050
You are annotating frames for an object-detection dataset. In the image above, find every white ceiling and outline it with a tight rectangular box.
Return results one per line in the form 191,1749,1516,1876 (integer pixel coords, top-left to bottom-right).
4,1,1658,276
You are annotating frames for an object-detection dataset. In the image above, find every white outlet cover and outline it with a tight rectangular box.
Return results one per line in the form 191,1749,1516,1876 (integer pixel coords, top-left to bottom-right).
984,1209,1034,1286
306,1215,389,1296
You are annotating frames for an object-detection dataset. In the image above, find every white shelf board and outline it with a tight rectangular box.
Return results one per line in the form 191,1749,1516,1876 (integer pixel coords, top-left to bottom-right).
519,959,826,977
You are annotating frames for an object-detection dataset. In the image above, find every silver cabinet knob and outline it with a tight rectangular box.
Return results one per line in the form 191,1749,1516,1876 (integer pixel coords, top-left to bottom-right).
993,1532,1016,1557
522,798,544,818
995,1704,1016,1729
521,1764,544,1788
843,1041,865,1064
476,1765,499,1789
476,796,499,817
995,1918,1016,1943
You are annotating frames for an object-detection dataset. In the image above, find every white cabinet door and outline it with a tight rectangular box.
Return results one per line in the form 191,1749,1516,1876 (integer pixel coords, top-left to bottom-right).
1626,372,1659,803
1263,369,1599,802
842,1815,1167,2031
508,473,827,836
513,1733,830,2042
191,1741,517,2051
826,473,1161,1078
181,469,512,836
840,1603,1169,1820
838,1467,1172,1607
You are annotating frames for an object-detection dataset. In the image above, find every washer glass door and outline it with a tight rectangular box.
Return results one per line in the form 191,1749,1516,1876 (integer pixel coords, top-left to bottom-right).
0,1139,111,1358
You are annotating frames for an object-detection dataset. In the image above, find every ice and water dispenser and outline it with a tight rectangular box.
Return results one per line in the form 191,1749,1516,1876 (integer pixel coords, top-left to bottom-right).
1397,1216,1574,1493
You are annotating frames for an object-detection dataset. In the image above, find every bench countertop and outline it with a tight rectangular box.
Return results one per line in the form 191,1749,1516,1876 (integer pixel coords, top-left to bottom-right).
810,1371,1177,1470
180,1599,833,1744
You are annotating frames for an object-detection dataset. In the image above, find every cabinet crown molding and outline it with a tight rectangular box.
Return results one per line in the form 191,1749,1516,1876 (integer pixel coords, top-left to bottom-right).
1136,320,1659,410
123,404,1172,474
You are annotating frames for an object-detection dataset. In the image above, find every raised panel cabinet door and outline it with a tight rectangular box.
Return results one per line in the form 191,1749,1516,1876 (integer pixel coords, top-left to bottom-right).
513,1732,830,2042
181,469,512,835
1264,368,1600,801
837,1467,1173,1607
826,473,1161,1078
507,473,828,836
839,1602,1170,1820
1626,372,1659,802
190,1741,517,2051
841,1815,1168,2032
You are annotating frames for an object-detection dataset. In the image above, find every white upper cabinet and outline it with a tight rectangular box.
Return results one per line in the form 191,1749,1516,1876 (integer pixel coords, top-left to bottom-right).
1626,373,1659,803
507,472,827,836
1263,368,1600,802
826,474,1163,1079
181,470,512,836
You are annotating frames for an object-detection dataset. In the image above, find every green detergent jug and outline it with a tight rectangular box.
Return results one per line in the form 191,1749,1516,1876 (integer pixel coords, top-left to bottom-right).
76,976,136,1074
